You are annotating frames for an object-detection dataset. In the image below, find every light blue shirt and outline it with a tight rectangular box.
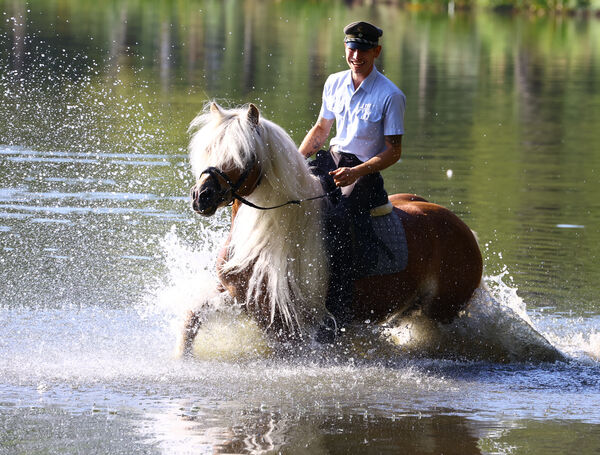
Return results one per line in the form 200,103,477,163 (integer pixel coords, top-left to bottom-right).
319,67,406,162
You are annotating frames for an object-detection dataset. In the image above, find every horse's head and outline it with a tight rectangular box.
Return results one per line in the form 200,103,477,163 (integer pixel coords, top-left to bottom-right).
189,103,263,216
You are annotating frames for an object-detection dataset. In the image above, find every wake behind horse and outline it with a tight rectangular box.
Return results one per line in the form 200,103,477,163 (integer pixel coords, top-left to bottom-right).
180,103,482,355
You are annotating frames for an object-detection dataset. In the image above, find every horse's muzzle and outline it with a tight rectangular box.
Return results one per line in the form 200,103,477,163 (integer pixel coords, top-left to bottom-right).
190,180,224,216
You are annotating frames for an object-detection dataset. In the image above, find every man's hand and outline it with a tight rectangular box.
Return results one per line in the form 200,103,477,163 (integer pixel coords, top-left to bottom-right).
329,134,402,187
330,135,402,186
329,166,361,187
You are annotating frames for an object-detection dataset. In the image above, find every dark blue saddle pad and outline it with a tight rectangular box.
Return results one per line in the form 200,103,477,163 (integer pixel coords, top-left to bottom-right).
367,210,408,277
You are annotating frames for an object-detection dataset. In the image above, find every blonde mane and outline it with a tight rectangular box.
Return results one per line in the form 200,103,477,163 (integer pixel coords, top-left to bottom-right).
188,103,329,335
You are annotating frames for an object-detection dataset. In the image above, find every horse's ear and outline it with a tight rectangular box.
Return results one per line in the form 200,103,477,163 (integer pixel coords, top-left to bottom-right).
247,103,260,126
210,102,224,118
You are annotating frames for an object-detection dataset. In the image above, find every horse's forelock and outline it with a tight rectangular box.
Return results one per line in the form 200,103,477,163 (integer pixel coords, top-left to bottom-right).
189,105,264,176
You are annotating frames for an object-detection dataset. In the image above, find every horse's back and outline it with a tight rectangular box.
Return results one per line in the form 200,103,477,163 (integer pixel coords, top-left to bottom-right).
355,194,482,323
388,193,430,204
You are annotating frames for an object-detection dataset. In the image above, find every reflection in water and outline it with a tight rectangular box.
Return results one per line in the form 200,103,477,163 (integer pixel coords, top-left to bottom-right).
242,2,256,95
160,20,171,93
9,2,25,75
107,4,128,77
148,403,486,454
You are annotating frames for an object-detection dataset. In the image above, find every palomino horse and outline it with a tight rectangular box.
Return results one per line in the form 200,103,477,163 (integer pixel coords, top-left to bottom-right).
181,102,482,355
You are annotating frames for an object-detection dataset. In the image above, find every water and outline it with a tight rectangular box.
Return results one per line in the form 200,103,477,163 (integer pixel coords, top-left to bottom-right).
1,0,600,453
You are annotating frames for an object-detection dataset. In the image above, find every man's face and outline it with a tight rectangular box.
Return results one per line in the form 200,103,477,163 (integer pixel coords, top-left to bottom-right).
345,44,382,77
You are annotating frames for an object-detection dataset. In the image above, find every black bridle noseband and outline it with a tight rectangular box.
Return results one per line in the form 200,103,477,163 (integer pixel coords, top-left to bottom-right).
199,158,334,211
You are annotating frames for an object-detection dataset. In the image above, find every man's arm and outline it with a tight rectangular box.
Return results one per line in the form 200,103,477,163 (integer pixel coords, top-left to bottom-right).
298,116,334,158
330,135,402,187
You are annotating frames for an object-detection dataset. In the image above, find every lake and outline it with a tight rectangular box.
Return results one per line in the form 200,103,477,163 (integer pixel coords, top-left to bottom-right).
1,0,599,453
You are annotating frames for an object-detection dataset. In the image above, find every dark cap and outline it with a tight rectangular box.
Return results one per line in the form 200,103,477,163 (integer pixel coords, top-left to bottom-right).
343,21,383,50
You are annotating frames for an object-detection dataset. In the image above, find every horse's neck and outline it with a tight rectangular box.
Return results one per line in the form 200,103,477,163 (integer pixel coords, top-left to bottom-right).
227,151,326,265
224,168,328,334
231,200,242,225
227,194,324,270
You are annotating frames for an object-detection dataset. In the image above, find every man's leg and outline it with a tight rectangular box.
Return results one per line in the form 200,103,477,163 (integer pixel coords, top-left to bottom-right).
321,177,388,321
315,151,389,341
323,200,355,324
346,171,389,275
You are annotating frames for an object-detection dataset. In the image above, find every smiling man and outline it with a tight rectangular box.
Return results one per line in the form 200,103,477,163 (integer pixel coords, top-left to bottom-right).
299,21,406,331
299,21,406,177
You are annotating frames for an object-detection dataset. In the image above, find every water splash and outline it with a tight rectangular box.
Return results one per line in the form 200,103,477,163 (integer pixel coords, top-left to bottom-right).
136,218,274,360
141,221,228,317
383,272,567,363
540,314,600,363
150,225,576,364
141,221,600,365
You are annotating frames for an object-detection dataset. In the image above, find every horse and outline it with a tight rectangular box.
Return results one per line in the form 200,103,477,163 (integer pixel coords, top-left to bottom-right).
179,102,483,356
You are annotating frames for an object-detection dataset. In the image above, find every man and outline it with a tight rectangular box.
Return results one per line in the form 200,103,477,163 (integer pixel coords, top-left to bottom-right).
298,21,406,329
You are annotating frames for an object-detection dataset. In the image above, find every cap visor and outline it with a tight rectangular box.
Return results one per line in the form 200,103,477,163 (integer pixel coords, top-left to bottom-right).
345,41,375,51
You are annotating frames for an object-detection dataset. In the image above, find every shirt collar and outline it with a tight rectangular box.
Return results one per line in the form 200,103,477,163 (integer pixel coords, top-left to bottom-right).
344,66,379,93
360,66,379,93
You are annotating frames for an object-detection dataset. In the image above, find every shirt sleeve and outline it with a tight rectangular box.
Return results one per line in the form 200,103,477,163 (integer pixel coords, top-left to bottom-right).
318,76,336,120
383,91,406,136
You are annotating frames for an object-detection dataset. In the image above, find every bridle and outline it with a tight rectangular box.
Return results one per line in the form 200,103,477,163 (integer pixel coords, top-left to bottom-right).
199,157,336,211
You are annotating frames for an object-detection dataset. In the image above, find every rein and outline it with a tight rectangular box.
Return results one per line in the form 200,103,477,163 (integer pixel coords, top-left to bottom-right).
200,163,335,211
235,189,334,211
